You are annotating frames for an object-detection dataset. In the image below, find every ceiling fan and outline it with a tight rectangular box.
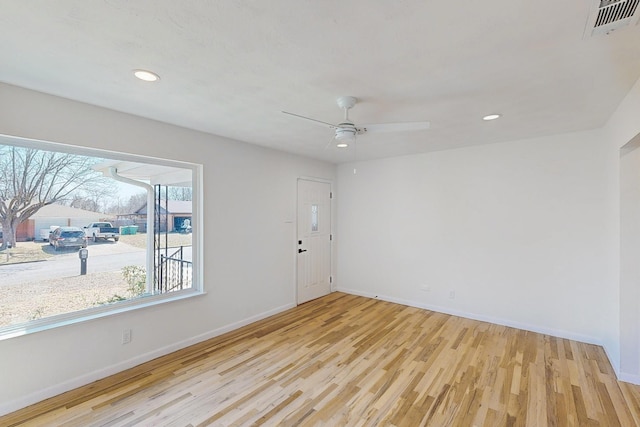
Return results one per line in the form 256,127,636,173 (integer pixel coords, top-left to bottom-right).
282,96,430,148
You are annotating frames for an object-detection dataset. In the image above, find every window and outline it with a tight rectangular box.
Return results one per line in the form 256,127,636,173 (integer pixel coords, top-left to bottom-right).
0,134,202,338
311,204,319,232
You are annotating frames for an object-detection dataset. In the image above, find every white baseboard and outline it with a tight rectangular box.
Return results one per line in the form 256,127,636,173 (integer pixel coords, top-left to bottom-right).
0,302,295,417
602,343,621,378
337,287,602,346
618,372,640,385
605,344,640,386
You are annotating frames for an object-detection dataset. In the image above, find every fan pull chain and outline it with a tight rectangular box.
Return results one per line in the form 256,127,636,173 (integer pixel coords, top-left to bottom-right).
353,135,358,174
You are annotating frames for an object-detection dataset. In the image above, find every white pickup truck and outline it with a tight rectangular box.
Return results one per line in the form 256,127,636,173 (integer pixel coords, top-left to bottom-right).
84,222,120,242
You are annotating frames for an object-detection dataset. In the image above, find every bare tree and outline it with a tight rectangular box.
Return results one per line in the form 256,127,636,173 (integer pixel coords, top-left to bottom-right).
124,193,147,214
168,186,192,201
0,145,105,249
67,180,115,213
68,195,101,213
103,196,123,215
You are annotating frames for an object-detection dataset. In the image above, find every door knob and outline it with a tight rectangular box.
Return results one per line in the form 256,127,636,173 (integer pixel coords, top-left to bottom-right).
298,249,307,253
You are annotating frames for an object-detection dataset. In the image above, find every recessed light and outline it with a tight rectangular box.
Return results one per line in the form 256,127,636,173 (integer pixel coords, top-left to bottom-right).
482,114,501,121
336,142,349,148
133,69,160,82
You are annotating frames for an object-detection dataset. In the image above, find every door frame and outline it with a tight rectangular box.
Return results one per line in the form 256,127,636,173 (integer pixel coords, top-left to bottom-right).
295,176,335,305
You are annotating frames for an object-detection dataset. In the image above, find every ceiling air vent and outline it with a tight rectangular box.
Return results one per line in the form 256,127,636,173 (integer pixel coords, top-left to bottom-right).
584,0,640,37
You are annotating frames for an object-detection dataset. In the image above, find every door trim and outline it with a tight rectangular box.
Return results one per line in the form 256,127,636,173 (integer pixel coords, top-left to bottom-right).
295,177,334,305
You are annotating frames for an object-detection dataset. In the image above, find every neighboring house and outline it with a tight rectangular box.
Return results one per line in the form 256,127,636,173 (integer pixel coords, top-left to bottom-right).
14,204,105,241
117,200,192,233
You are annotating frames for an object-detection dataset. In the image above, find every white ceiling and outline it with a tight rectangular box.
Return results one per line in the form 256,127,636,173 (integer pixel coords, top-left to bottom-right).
1,1,639,163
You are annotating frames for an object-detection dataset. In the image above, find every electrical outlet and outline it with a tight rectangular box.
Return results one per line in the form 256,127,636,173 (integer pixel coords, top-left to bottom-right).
420,285,431,292
449,291,456,299
122,329,132,345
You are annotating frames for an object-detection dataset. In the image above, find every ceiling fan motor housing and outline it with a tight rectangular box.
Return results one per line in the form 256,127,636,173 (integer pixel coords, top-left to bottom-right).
335,124,357,140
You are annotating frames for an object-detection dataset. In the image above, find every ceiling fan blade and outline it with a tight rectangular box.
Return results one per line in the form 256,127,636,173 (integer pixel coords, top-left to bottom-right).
282,111,337,129
323,134,336,150
360,121,430,134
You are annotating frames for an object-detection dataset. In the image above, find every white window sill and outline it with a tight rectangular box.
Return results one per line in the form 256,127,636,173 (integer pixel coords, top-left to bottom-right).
0,289,206,341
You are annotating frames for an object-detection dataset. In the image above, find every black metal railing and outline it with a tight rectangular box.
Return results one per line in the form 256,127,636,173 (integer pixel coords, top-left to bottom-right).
157,246,192,293
153,184,169,290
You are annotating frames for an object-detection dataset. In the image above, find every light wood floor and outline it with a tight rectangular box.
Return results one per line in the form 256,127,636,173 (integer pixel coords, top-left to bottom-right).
3,292,640,426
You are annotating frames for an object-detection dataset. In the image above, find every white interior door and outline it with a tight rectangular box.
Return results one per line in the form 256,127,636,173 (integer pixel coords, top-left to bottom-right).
297,179,332,304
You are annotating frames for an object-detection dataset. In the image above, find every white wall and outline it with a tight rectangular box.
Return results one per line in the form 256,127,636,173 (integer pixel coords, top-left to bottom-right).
604,76,640,382
620,137,640,380
337,129,616,346
0,83,335,414
336,76,640,382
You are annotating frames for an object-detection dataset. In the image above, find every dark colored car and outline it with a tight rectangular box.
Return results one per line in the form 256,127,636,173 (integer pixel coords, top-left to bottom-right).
49,227,87,251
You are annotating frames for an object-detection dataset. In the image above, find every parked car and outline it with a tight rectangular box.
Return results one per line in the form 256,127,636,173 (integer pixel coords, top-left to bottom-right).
49,227,87,251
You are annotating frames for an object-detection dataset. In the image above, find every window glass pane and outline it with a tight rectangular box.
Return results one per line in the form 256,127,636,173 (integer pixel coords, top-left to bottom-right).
0,137,199,333
311,204,318,232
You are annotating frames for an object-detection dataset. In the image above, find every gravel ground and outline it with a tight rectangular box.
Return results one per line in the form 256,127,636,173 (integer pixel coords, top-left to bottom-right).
0,271,129,327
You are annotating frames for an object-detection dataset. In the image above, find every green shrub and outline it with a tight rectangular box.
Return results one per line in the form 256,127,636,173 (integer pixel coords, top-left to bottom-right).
96,265,146,306
121,265,146,298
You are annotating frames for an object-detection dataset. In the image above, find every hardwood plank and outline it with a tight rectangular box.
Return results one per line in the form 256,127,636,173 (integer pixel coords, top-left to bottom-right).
2,292,640,426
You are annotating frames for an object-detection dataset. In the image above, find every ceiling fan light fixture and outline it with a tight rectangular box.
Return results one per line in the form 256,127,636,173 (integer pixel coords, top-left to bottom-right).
336,142,349,148
133,69,160,82
482,113,501,121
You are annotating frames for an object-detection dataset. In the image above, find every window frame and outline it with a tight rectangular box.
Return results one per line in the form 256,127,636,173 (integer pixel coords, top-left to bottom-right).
0,133,204,340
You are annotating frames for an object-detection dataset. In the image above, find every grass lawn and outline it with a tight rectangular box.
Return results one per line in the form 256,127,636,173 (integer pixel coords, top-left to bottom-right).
119,232,192,249
0,244,53,265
